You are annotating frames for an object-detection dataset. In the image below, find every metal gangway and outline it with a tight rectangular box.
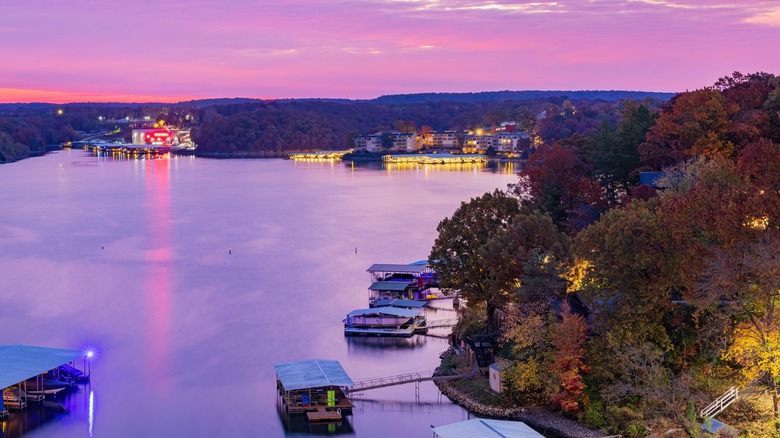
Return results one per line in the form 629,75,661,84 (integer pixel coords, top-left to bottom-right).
425,318,458,329
350,369,461,393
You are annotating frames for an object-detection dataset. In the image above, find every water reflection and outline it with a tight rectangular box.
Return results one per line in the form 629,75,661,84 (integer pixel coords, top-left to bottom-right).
276,397,355,436
0,152,518,437
350,396,450,414
0,384,91,438
345,336,428,351
345,159,520,174
144,157,174,388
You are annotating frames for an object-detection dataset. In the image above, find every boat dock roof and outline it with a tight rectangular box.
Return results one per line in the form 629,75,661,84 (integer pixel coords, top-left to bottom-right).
346,307,419,318
367,264,429,274
273,359,353,391
371,298,427,308
432,418,544,438
369,281,412,292
0,345,84,389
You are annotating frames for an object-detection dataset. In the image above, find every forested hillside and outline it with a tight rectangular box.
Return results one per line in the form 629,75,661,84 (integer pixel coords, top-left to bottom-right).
0,90,670,161
431,71,780,437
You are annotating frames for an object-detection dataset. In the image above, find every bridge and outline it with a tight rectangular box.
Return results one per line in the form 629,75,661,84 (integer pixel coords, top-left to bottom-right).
350,369,461,393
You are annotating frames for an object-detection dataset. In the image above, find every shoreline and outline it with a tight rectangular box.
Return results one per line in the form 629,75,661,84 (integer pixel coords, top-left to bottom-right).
435,351,604,438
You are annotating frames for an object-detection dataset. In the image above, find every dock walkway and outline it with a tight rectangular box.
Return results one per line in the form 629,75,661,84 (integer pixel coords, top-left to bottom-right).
350,369,460,392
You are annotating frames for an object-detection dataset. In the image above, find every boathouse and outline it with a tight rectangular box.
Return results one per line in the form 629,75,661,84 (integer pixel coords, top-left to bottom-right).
274,359,354,422
344,307,423,337
0,345,87,410
431,418,544,438
367,262,438,302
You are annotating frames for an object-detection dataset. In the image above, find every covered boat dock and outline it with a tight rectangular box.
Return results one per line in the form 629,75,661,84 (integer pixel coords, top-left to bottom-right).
0,345,86,411
431,418,544,438
367,262,438,302
274,359,354,422
344,307,423,337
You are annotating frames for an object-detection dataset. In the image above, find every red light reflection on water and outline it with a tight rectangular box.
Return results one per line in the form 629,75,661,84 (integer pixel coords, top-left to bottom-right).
144,158,173,389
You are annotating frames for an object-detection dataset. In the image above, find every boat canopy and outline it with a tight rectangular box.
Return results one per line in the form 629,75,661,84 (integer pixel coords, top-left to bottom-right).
367,264,429,274
432,418,544,438
368,281,411,292
0,345,84,389
372,298,427,308
274,359,354,391
346,307,419,318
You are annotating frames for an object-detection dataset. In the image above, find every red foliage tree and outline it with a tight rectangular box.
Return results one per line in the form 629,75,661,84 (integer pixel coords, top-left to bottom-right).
549,303,590,414
516,143,604,233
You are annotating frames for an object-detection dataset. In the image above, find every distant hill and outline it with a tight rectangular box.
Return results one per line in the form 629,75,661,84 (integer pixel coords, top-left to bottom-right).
0,90,676,110
372,90,677,104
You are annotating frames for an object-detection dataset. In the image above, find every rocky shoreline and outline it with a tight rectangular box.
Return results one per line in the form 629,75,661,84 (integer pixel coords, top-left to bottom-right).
434,363,604,438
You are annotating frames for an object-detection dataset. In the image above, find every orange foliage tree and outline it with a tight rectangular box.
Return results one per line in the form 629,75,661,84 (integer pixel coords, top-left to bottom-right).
549,303,590,413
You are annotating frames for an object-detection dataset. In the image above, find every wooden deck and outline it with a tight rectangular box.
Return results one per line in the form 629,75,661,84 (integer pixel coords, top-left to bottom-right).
306,406,343,422
282,388,354,418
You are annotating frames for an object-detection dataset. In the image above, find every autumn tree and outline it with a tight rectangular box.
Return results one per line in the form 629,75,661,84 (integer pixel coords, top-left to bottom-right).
639,88,738,169
549,303,590,414
500,306,550,398
514,142,604,233
696,231,780,426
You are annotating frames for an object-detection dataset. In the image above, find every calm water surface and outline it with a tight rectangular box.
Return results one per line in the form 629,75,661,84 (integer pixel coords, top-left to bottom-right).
0,151,518,438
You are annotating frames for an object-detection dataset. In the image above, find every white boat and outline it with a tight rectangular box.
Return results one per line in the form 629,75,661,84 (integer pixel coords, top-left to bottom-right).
2,387,27,410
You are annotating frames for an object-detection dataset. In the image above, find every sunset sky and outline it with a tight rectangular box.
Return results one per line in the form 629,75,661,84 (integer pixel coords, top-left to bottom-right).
1,0,779,103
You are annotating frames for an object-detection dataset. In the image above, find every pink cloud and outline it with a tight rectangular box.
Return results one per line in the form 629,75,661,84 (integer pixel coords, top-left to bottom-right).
0,0,778,102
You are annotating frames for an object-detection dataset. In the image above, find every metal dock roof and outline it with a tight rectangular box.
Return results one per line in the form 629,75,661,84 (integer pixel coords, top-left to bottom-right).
273,359,354,391
367,264,429,274
346,307,419,318
432,418,544,438
368,281,411,292
372,298,427,308
0,345,84,389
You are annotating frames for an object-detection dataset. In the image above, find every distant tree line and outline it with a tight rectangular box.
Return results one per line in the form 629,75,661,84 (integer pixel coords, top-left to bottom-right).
0,92,669,162
190,96,667,156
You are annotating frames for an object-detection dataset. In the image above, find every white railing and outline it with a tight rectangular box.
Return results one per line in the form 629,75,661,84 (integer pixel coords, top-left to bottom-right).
700,386,739,418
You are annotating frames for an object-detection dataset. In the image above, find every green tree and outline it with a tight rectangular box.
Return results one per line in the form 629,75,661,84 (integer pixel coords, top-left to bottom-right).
428,190,520,334
575,198,681,347
585,100,655,204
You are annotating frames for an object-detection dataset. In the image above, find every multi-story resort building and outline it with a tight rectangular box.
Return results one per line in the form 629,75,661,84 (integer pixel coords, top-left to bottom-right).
353,122,534,156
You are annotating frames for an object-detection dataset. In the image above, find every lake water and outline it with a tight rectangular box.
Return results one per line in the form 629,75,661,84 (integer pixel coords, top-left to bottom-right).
0,151,518,437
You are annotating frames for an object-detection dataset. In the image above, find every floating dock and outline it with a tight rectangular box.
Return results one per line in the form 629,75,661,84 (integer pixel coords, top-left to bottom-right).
0,345,89,411
382,153,486,164
274,359,354,422
289,150,352,161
